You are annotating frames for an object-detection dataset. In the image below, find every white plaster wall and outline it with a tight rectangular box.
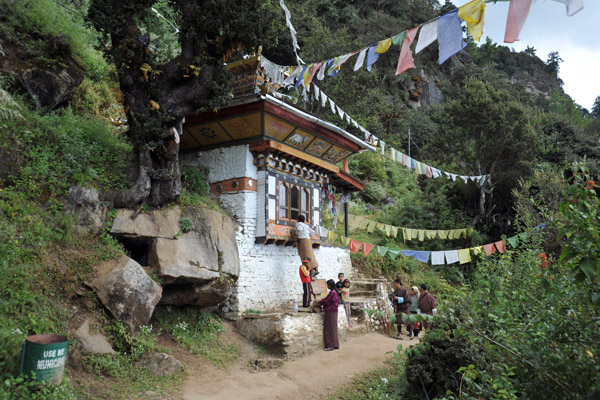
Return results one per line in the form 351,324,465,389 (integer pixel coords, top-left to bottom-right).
182,145,353,314
180,144,257,183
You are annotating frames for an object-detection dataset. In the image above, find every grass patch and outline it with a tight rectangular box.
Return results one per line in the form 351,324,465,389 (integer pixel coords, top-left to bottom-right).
155,307,240,368
327,361,409,400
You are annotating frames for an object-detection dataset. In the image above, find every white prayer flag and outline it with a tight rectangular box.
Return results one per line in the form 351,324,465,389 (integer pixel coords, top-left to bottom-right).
415,20,438,54
329,98,336,114
353,47,368,71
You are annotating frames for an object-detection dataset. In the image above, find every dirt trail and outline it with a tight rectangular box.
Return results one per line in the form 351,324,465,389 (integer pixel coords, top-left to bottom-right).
173,328,416,400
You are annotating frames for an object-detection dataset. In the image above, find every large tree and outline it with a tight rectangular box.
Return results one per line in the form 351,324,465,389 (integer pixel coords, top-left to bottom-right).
88,0,281,207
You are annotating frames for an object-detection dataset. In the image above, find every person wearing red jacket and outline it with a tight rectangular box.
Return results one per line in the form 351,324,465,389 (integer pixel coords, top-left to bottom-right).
299,257,312,307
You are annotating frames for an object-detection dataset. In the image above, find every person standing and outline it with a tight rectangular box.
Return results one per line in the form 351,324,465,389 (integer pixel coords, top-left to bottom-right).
299,257,312,307
392,278,412,339
317,279,340,351
418,283,436,329
295,215,319,277
408,286,421,339
335,273,345,297
340,279,352,329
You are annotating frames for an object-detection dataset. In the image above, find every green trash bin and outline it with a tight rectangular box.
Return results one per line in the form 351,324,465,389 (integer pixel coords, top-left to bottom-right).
20,334,69,385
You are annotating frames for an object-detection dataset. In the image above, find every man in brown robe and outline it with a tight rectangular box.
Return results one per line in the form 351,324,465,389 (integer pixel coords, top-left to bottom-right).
418,283,436,329
392,278,412,339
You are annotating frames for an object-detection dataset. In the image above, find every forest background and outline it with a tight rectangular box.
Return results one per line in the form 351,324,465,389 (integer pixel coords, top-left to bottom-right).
0,0,598,398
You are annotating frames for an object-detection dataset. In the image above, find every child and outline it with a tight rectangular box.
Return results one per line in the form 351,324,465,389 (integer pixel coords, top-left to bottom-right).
340,279,352,328
335,273,345,297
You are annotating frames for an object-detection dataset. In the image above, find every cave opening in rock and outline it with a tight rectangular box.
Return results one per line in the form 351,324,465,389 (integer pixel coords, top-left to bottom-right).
116,236,154,267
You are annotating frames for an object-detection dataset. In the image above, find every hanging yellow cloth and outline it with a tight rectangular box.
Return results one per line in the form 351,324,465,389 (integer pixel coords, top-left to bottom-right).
391,226,399,238
375,37,393,54
472,246,484,255
340,236,351,246
328,231,338,242
438,230,449,239
458,249,471,264
366,220,376,233
385,224,393,236
458,0,486,42
376,223,386,232
426,230,436,240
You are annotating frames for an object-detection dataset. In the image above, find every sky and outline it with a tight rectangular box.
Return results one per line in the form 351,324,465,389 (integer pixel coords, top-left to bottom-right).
453,0,600,110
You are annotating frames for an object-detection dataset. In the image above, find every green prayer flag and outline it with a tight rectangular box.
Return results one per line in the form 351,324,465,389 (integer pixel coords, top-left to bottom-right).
377,246,388,257
388,249,401,260
392,31,407,46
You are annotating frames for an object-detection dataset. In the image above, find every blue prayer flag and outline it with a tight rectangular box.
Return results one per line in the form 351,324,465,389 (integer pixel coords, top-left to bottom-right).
438,9,467,64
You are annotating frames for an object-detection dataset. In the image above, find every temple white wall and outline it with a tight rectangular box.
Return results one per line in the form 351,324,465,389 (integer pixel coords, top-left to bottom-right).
181,145,353,314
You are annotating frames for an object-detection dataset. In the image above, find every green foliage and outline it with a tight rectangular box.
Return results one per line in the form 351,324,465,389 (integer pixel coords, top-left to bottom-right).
104,322,159,361
0,0,111,81
557,165,600,282
154,307,239,368
0,375,77,400
0,87,24,121
179,217,194,233
327,363,410,400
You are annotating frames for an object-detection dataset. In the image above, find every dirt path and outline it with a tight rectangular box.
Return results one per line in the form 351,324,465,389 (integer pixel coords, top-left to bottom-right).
173,329,416,400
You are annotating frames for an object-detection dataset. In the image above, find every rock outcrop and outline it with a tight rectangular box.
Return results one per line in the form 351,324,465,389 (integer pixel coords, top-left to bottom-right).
64,185,106,234
89,255,162,333
109,205,240,308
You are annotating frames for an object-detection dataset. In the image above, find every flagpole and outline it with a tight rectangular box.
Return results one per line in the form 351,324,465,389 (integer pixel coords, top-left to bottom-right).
408,128,411,157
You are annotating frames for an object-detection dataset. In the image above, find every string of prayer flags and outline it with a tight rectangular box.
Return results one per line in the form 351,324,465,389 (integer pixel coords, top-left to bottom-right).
438,9,467,64
386,147,489,185
458,0,486,42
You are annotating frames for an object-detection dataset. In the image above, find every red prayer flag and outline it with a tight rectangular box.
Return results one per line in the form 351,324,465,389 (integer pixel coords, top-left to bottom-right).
426,165,433,178
307,61,323,86
504,0,534,43
494,240,505,253
362,242,375,257
395,27,419,76
350,239,362,254
483,243,495,256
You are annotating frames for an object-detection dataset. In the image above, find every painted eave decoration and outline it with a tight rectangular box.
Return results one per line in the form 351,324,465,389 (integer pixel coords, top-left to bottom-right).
182,97,365,165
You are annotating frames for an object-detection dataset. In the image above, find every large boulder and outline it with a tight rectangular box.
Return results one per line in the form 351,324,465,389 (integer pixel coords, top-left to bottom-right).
110,207,181,239
148,207,240,283
89,255,162,333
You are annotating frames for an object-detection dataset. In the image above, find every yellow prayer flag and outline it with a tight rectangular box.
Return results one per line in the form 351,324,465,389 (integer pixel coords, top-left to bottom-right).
458,0,486,42
391,226,399,238
426,230,436,240
376,223,385,231
438,230,449,239
385,225,393,236
341,236,351,246
375,38,393,54
472,246,483,255
328,231,338,242
367,221,376,233
458,249,471,264
303,64,313,87
418,229,425,242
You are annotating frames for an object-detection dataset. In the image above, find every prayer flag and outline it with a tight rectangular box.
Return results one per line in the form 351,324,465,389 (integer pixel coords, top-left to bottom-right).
445,250,459,264
438,230,449,239
283,66,301,86
385,224,392,236
388,249,401,260
404,156,412,168
354,47,368,71
375,37,393,54
426,166,433,178
376,223,385,231
507,235,519,248
377,246,388,257
317,61,329,80
458,248,471,264
458,0,486,42
415,251,431,263
329,98,336,114
504,0,533,43
314,85,320,101
336,105,345,121
483,243,495,255
321,91,328,108
350,239,362,254
328,231,338,242
438,9,467,64
392,31,407,46
416,161,424,175
551,0,583,16
431,251,445,265
367,220,376,233
410,158,417,170
307,62,322,86
415,20,438,54
295,65,308,87
472,246,483,255
341,236,351,246
362,242,375,257
302,64,314,87
395,27,419,75
391,226,399,238
366,44,379,71
418,229,425,242
494,240,505,253
390,147,397,161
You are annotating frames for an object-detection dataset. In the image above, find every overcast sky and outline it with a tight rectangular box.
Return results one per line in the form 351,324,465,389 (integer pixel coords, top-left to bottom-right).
453,0,600,110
